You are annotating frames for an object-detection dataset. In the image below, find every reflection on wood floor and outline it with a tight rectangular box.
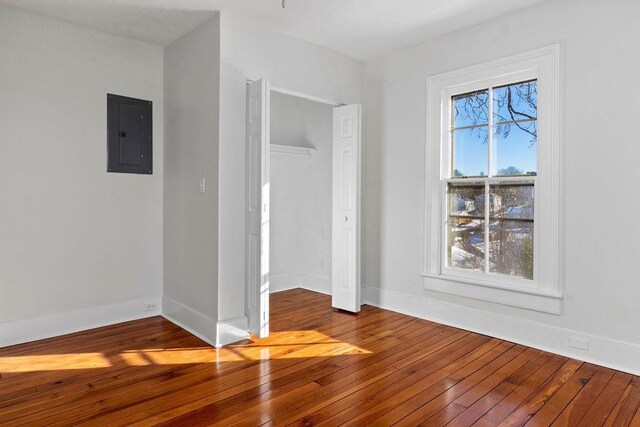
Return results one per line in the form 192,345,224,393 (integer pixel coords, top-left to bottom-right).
1,288,639,426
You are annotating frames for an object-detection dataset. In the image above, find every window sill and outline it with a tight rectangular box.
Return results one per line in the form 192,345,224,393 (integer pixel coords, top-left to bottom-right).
421,272,562,315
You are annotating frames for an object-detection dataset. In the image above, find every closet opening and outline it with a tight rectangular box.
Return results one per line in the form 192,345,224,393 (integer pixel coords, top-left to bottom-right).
270,90,334,298
245,80,362,338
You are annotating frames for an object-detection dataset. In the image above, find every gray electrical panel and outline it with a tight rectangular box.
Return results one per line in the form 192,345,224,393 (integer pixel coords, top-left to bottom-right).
107,94,152,174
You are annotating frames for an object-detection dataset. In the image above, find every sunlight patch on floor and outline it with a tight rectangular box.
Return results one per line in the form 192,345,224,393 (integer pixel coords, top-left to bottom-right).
0,330,371,372
0,353,112,372
223,330,372,361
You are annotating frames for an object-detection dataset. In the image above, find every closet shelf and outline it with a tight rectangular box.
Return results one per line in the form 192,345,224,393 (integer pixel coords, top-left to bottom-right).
270,144,317,157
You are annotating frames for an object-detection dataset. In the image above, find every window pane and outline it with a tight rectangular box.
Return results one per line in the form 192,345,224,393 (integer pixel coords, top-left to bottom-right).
489,183,534,279
449,217,485,272
452,90,488,128
449,183,485,217
489,220,533,279
452,127,488,177
448,183,485,272
493,80,537,124
492,123,537,176
490,183,534,220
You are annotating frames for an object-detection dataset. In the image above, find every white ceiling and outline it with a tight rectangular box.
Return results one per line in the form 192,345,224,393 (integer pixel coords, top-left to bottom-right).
0,0,548,60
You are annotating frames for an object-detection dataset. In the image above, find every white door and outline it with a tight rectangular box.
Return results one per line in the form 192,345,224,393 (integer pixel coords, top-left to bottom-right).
332,104,362,313
246,79,270,338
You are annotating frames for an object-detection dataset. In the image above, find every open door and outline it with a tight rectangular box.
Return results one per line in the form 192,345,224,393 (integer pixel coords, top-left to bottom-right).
332,104,362,313
246,79,270,338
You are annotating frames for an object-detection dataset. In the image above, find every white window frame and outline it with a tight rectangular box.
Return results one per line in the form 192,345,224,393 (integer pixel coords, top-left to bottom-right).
423,45,562,314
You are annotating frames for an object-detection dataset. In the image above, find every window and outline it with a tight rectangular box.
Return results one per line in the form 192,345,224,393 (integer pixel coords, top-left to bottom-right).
424,46,561,314
448,81,536,280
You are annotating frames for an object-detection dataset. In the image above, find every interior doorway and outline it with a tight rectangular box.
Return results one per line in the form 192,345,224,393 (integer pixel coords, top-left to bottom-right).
245,79,362,338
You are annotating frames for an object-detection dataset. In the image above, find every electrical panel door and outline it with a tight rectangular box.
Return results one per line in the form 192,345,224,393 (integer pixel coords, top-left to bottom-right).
107,94,152,174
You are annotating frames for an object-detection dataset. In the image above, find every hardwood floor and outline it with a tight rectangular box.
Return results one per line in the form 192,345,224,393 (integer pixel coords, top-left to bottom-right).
1,289,639,426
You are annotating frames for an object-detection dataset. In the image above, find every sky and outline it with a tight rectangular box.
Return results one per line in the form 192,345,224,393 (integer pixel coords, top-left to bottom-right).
452,124,537,176
451,81,538,177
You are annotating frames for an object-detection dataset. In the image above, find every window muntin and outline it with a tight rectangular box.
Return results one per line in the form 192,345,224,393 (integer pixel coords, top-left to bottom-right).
446,80,537,280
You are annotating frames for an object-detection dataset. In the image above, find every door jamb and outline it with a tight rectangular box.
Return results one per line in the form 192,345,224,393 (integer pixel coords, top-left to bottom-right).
246,79,344,107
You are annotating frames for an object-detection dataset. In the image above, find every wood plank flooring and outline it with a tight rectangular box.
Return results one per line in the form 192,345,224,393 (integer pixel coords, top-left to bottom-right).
1,288,639,426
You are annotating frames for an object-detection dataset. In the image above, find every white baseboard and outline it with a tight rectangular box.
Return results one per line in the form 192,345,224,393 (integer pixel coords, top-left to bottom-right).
0,297,162,348
7,284,636,376
270,273,300,293
300,273,331,295
270,272,331,295
161,296,218,348
217,316,249,347
363,286,640,376
1,294,248,350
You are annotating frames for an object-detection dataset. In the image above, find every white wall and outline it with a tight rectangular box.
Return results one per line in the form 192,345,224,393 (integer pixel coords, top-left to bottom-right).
270,92,333,294
163,16,221,343
0,6,163,334
217,14,363,323
362,0,640,373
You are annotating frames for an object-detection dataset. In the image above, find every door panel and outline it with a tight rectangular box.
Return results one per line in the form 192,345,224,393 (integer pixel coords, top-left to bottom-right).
246,79,270,338
332,104,361,312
